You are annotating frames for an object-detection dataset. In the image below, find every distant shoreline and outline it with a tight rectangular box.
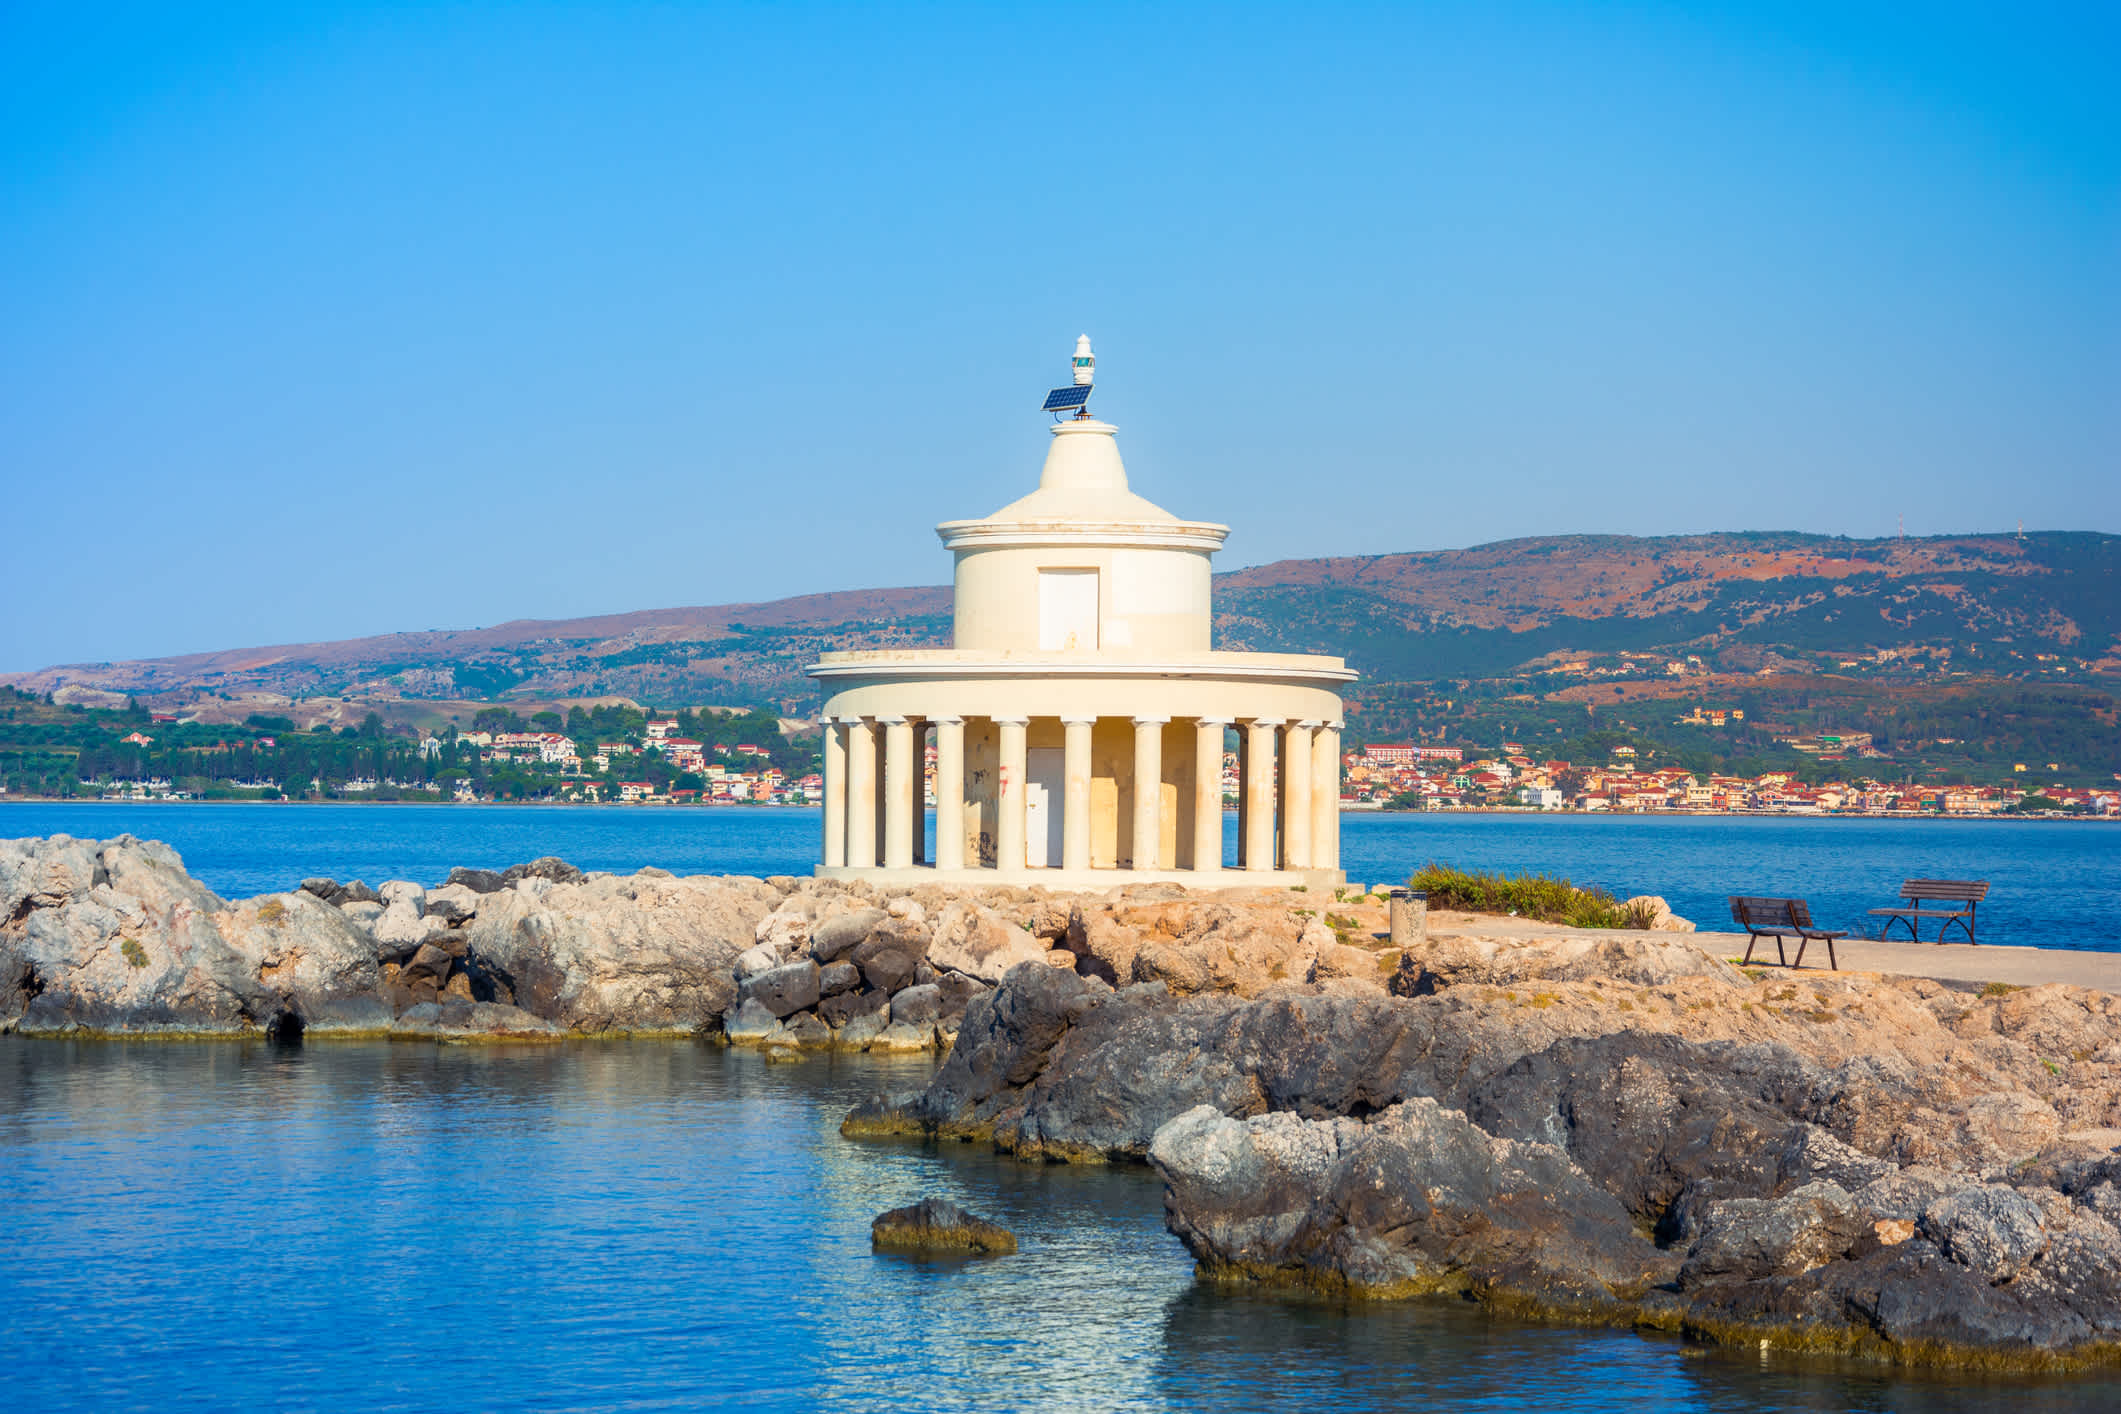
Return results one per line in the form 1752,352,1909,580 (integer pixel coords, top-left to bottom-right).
0,798,2112,824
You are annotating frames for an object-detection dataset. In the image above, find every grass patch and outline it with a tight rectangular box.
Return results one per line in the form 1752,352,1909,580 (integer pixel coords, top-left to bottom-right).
1980,982,2023,998
1407,863,1656,930
120,938,148,968
256,898,287,926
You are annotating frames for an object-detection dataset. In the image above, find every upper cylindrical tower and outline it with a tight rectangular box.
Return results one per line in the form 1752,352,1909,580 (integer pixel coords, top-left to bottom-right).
936,348,1229,657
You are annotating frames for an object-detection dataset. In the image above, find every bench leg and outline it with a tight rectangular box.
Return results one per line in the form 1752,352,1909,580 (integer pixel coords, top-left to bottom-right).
1791,935,1808,970
1825,935,1837,971
1879,916,1915,943
1742,933,1759,966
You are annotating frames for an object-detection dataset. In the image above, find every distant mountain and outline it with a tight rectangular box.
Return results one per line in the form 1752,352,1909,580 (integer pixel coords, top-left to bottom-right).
7,532,2115,713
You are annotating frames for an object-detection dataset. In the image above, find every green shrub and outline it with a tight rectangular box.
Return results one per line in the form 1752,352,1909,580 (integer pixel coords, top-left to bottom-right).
120,939,148,968
1406,862,1642,930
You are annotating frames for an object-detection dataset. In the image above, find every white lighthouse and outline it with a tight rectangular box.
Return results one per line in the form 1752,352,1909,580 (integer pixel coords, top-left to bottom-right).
807,338,1353,886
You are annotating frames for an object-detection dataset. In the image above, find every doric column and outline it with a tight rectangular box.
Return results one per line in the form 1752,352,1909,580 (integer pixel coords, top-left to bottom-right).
995,717,1028,874
1062,716,1094,872
882,715,913,870
1312,721,1341,871
1244,718,1282,872
822,717,847,867
846,717,878,869
1283,721,1316,870
1131,716,1166,870
1193,718,1230,873
932,716,965,872
909,717,927,866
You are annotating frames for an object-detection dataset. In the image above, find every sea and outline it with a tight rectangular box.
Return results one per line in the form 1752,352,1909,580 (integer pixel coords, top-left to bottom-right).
4,803,2120,1411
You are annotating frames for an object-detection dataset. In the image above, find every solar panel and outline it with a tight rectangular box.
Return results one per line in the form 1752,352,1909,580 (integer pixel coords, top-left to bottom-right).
1042,384,1092,412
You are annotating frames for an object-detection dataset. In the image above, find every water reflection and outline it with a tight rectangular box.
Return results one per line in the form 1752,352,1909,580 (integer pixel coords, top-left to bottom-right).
2,1040,2116,1412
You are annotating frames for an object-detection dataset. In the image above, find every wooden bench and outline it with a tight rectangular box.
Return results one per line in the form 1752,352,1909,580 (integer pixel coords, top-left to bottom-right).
1729,896,1845,971
1869,879,1989,945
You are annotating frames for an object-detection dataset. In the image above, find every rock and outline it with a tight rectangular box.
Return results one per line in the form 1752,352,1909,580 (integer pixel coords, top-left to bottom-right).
935,970,988,1021
820,986,890,1029
1394,931,1743,994
783,1010,834,1049
423,883,482,925
501,856,584,887
299,877,342,903
810,908,886,963
372,884,446,955
338,880,382,906
819,960,862,996
723,998,788,1045
389,1000,563,1040
1045,949,1078,970
1150,1100,1669,1302
1308,941,1388,989
732,943,782,983
852,917,931,993
1621,895,1696,933
341,900,384,924
1922,1185,2050,1282
462,870,768,1033
737,960,822,1019
926,902,1045,984
834,1006,891,1051
446,867,506,895
871,1197,1016,1256
890,983,942,1027
870,1021,936,1053
1677,1182,1866,1285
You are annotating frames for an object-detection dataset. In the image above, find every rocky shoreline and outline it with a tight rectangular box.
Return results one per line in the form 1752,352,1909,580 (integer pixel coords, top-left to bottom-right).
8,832,2120,1371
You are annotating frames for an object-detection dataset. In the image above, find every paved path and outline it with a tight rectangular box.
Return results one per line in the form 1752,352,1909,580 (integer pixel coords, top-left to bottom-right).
1692,929,2121,993
1417,910,2120,994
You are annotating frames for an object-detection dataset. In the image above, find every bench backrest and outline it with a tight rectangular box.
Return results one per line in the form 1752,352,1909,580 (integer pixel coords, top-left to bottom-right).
1900,879,1989,903
1730,895,1796,929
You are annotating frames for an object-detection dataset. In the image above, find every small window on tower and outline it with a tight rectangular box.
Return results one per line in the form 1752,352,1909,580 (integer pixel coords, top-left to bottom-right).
1038,569,1099,651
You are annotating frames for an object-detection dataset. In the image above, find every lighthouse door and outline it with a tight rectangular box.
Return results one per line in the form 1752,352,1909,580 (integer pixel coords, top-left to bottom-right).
1038,569,1099,651
1025,747,1065,868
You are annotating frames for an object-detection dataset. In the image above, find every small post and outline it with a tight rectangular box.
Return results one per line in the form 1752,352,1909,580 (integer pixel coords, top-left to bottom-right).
1389,887,1427,949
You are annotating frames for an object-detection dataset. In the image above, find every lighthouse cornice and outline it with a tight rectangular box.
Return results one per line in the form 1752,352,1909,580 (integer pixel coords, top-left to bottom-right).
935,517,1230,553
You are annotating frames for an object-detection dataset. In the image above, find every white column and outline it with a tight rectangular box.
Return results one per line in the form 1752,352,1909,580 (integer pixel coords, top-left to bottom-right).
1244,719,1281,872
1062,716,1094,872
1131,716,1166,870
933,716,965,872
882,716,913,870
1312,721,1341,871
1283,721,1316,870
1193,718,1230,873
908,717,927,866
846,718,878,869
822,718,847,868
995,717,1028,874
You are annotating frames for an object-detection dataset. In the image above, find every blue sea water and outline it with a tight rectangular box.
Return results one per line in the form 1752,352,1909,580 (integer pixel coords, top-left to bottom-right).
3,801,2116,950
4,1039,2118,1413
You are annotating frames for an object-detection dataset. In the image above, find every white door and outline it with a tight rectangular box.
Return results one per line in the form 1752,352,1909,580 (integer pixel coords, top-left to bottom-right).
1026,747,1065,867
1038,569,1099,651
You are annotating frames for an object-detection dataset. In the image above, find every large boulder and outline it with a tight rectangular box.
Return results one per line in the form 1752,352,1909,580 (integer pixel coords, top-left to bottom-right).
217,889,392,1033
927,902,1045,984
851,914,932,993
1395,931,1744,994
872,1197,1016,1256
462,870,769,1033
737,960,822,1019
501,856,584,887
810,907,887,964
1151,1100,1672,1304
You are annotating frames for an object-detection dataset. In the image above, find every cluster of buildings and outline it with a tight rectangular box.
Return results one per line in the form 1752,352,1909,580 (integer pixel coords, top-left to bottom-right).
1342,743,2119,816
441,718,818,806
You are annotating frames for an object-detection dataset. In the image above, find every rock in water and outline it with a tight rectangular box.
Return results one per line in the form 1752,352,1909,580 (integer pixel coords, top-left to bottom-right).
871,1198,1017,1256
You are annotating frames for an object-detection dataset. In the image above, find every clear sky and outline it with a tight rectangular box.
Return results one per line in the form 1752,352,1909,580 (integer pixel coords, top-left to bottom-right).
3,2,2115,672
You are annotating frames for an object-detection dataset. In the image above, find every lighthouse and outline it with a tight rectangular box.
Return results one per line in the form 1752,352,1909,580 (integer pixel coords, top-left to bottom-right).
807,338,1354,886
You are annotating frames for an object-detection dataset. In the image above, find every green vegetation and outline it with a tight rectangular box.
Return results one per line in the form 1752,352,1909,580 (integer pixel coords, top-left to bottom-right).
1407,862,1657,930
120,939,147,968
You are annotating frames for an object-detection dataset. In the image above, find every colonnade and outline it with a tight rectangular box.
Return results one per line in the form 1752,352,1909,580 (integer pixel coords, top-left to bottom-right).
820,713,1341,877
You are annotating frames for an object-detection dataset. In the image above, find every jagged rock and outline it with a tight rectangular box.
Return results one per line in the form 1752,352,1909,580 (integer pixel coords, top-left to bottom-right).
1677,1182,1866,1285
299,877,342,903
1921,1185,2050,1282
870,1021,936,1053
446,867,506,895
341,900,384,924
501,856,584,887
927,901,1045,984
732,943,782,982
737,960,821,1019
872,1197,1016,1256
1621,895,1696,933
337,880,382,906
462,870,767,1032
217,890,391,1033
1151,1100,1670,1302
819,960,862,996
1394,931,1743,994
373,882,447,954
935,970,988,1021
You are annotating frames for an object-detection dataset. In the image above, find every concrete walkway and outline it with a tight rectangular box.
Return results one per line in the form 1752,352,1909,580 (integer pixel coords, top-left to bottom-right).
1692,929,2121,993
1416,910,2121,994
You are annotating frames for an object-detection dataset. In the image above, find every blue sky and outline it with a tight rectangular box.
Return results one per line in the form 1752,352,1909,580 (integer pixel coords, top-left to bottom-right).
3,2,2115,671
